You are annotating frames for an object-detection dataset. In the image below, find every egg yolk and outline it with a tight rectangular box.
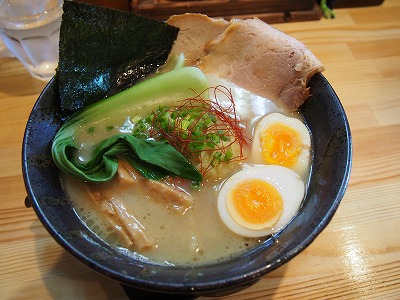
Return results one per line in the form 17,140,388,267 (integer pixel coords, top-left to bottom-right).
260,123,302,167
227,179,283,230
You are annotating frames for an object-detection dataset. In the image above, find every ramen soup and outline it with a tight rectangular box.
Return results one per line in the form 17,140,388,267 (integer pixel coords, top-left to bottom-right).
60,73,312,266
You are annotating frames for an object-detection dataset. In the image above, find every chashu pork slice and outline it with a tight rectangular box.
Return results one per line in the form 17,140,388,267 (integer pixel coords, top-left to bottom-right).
167,14,324,111
201,18,324,111
166,13,229,66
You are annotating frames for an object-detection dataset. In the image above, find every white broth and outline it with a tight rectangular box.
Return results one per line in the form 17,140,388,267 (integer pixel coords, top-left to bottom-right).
61,76,310,266
63,168,266,266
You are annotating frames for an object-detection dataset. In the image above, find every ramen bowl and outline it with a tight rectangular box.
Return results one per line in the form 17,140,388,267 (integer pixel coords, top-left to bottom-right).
22,73,352,297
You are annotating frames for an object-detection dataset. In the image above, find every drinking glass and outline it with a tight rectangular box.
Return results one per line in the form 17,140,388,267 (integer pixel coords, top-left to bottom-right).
0,0,63,81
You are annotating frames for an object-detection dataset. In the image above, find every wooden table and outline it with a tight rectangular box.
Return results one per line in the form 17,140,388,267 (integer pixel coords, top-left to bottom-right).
1,1,399,299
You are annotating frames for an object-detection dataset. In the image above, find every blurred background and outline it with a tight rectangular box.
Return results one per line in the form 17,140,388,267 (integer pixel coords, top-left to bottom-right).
74,0,385,23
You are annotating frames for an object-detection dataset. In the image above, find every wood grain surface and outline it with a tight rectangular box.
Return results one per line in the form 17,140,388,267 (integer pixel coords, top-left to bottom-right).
1,1,399,299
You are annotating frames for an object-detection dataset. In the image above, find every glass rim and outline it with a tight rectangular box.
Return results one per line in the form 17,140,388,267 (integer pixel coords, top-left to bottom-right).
0,1,62,21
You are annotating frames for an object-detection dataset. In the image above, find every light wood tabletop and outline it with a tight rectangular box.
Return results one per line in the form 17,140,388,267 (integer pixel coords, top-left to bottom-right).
1,1,399,299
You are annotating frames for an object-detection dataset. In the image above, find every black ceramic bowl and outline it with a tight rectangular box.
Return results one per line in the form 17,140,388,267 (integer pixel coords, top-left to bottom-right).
22,73,352,298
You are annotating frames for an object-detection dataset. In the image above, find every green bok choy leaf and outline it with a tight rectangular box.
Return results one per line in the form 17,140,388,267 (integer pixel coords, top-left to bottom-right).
52,67,209,183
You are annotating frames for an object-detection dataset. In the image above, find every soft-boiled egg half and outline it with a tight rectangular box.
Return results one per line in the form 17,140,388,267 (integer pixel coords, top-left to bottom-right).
251,113,311,179
217,164,305,237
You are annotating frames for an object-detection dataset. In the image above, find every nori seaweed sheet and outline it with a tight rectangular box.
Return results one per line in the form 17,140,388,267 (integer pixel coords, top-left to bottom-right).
57,1,179,114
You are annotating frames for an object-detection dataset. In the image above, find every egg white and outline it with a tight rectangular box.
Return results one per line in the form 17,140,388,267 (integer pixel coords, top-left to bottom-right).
217,164,305,237
251,113,311,180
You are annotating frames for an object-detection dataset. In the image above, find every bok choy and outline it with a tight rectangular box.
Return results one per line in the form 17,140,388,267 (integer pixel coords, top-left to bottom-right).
52,67,209,183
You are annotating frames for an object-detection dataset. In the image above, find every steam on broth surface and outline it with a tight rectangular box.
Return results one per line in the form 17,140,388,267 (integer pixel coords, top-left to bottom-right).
61,75,311,266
